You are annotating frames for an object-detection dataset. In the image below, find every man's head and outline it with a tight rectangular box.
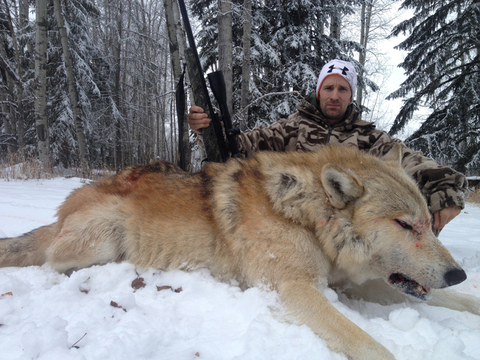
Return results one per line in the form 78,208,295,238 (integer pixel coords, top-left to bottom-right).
316,60,357,124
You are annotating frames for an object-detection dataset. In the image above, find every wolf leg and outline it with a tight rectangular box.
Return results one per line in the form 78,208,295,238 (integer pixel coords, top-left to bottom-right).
45,211,126,273
338,279,480,316
429,289,480,315
279,280,395,360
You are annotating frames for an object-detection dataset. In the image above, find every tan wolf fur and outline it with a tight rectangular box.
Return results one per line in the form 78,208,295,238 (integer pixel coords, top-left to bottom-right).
1,144,479,360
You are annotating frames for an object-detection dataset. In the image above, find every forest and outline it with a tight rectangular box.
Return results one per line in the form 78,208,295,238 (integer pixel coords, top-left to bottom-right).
0,0,478,176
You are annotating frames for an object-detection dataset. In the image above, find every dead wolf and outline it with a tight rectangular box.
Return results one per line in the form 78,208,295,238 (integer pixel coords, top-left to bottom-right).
1,144,479,360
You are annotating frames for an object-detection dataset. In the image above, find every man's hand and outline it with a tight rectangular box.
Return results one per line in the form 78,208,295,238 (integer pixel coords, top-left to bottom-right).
187,106,211,134
433,206,461,230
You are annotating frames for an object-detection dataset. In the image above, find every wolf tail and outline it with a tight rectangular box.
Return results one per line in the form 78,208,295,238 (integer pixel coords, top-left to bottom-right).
0,224,57,268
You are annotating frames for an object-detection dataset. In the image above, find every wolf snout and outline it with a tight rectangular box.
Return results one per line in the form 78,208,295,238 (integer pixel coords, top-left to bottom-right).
444,268,467,287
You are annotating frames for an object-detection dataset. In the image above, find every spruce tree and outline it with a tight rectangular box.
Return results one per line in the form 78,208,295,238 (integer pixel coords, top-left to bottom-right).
388,0,480,174
49,0,113,169
191,0,361,129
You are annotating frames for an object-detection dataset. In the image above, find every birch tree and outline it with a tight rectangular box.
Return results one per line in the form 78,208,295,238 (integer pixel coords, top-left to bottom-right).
164,0,191,171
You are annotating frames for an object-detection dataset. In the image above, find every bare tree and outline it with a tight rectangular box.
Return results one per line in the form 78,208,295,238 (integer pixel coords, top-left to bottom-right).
34,0,49,168
164,0,190,170
356,0,373,106
164,0,183,82
218,0,233,115
239,0,252,131
341,0,398,117
110,0,124,172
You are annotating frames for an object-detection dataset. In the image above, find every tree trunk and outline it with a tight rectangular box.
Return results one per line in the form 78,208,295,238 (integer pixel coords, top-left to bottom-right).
34,0,50,168
0,64,14,154
164,0,190,171
122,0,131,166
164,0,183,81
2,0,25,154
356,0,373,107
218,0,233,115
240,0,252,131
0,26,16,154
330,11,341,39
174,0,190,171
112,1,123,172
160,45,169,160
53,0,89,176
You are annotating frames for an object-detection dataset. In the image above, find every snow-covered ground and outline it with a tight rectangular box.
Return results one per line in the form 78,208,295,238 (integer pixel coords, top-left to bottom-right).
0,178,479,360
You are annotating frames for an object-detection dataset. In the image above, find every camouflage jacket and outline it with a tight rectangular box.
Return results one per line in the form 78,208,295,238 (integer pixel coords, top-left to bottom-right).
237,93,468,215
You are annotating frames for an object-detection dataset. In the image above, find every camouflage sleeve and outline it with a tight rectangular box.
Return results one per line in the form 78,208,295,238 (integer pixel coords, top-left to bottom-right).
367,132,468,214
236,117,299,158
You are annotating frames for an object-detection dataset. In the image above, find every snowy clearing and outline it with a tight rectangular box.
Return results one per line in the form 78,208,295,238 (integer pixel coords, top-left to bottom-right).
0,178,479,360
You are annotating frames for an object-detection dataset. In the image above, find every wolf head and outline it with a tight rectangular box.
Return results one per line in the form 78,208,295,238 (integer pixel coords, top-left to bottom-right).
263,144,466,301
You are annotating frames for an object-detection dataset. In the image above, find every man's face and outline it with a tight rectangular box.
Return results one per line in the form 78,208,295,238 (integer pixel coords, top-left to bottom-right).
318,75,352,124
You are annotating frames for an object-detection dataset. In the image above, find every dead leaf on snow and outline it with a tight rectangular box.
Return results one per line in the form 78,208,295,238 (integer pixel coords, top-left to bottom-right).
131,277,146,290
110,300,127,312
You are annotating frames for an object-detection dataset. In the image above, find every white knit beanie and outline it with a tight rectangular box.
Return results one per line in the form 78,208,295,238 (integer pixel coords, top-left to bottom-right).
316,59,357,103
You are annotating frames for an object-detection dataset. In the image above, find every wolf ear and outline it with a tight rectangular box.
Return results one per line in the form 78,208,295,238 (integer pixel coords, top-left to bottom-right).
382,143,403,164
322,164,364,209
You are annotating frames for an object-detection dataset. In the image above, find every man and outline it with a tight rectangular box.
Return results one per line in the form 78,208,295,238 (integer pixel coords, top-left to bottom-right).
187,59,467,232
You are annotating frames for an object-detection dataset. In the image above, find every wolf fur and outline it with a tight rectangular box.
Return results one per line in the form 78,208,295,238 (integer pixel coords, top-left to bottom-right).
1,144,479,360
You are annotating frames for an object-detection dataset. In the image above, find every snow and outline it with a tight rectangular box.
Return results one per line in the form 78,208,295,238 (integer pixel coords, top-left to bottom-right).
0,178,479,360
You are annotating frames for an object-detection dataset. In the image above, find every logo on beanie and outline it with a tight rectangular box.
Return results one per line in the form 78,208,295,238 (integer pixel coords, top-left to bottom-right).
327,65,349,76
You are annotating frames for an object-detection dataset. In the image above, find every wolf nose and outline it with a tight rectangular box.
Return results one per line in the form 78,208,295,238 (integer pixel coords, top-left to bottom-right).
444,268,467,286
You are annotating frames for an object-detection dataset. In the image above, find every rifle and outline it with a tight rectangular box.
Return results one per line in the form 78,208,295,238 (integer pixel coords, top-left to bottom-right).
176,0,241,164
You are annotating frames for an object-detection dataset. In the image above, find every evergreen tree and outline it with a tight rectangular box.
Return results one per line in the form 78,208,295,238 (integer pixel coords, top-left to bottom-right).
0,0,34,156
191,0,361,129
62,0,115,169
388,0,480,175
1,0,176,172
250,0,361,126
